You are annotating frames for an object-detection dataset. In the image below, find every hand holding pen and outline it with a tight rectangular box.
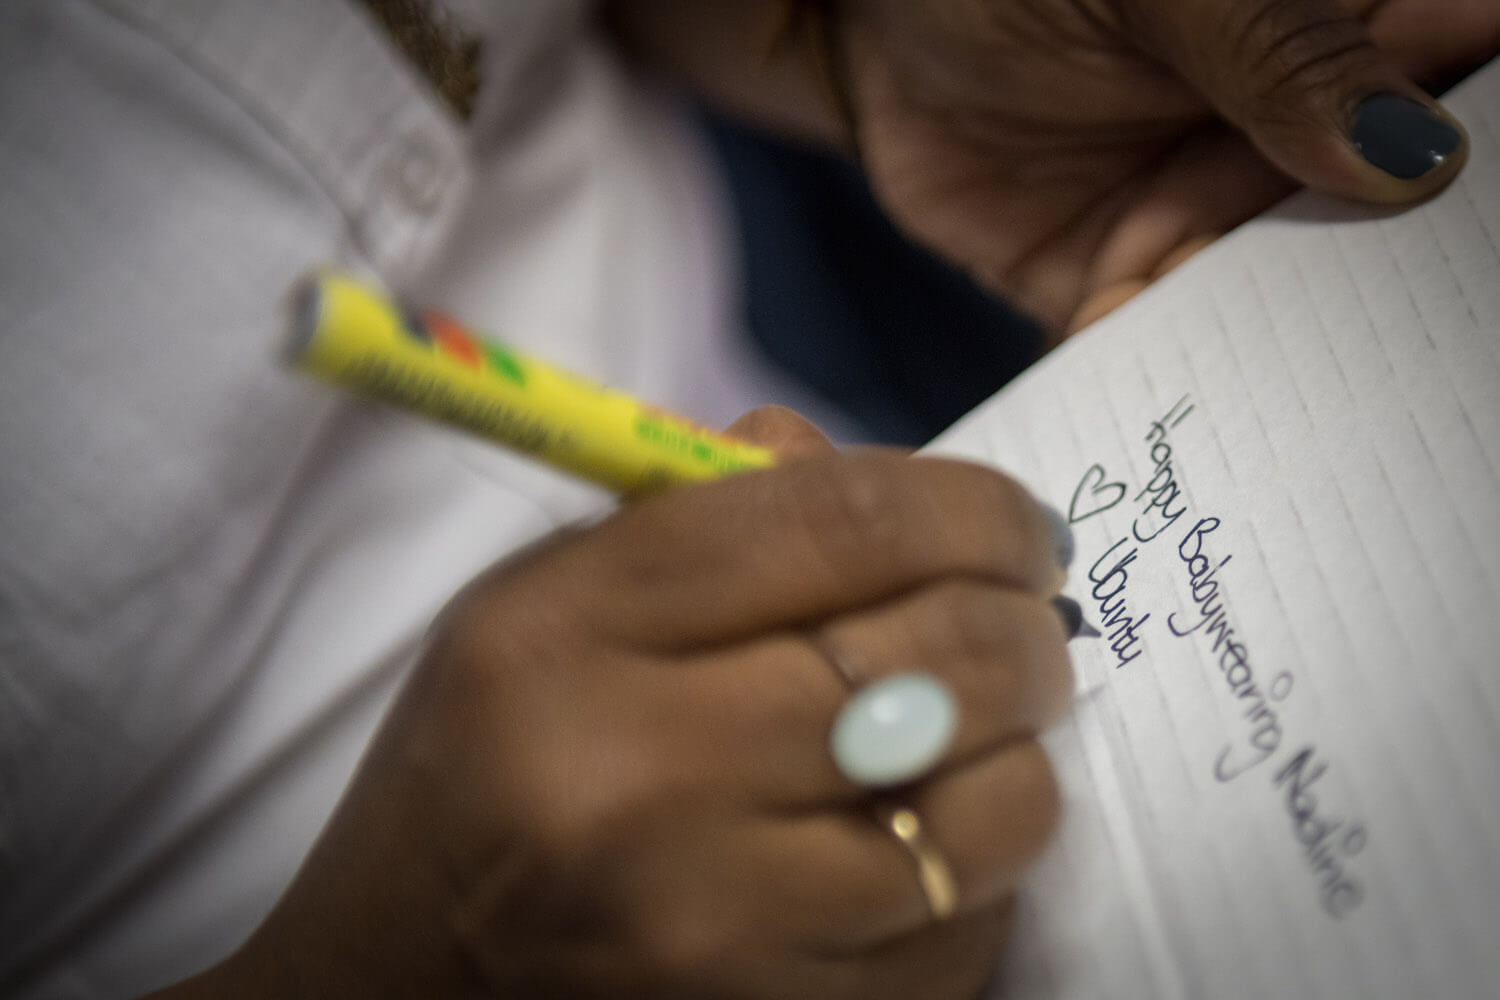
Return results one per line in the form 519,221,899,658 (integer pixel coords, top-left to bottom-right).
131,273,1092,999
159,407,1077,1000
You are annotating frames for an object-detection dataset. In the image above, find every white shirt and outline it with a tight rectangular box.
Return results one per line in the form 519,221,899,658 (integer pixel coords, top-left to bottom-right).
0,2,836,995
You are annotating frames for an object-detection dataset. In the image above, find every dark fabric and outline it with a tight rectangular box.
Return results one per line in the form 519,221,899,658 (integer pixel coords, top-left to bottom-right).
701,110,1043,446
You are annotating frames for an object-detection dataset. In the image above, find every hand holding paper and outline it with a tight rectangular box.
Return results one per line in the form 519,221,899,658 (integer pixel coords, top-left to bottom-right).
832,0,1492,331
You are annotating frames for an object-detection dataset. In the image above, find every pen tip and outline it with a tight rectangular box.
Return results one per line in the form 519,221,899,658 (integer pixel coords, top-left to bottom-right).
1050,595,1099,641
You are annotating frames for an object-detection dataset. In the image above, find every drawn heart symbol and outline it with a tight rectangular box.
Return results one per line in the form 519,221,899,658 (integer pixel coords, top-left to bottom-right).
1068,464,1127,524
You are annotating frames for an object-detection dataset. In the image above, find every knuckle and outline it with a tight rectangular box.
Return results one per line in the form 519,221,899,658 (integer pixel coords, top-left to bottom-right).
951,589,1012,665
794,458,917,568
943,584,1030,661
943,589,1028,697
728,670,823,751
516,725,674,859
1222,2,1376,107
590,508,695,596
1017,597,1077,719
957,463,1054,576
515,764,611,856
431,540,603,677
1220,0,1307,68
938,589,1069,721
789,456,1044,588
435,591,580,693
1009,741,1064,851
948,458,1033,519
928,459,1045,570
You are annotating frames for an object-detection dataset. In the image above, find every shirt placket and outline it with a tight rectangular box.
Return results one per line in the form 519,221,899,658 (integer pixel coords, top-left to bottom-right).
107,0,470,284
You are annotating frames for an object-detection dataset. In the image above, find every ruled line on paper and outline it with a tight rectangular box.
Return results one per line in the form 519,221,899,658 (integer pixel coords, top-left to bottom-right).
928,60,1500,999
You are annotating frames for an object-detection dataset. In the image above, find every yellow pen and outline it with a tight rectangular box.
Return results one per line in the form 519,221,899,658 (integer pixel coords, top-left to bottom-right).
282,271,778,494
283,271,1095,638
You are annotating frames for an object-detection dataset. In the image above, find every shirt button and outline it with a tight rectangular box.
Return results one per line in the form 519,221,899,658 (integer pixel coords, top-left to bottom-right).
392,137,449,214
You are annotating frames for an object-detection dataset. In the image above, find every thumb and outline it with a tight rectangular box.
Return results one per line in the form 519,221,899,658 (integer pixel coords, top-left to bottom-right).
723,405,837,459
1134,0,1469,203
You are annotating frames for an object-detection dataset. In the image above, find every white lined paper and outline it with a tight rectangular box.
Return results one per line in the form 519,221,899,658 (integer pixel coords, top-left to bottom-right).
930,61,1500,1000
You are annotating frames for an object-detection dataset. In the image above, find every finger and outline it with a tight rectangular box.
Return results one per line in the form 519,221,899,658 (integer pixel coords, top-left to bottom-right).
724,405,838,459
683,582,1073,805
595,810,1011,1000
1067,230,1221,334
1153,231,1220,278
673,899,1013,1000
903,739,1061,927
1088,126,1295,295
814,582,1075,773
969,155,1163,339
549,451,1065,650
1067,279,1148,335
757,739,1059,949
1129,0,1469,202
818,581,1075,728
811,901,1014,1000
1364,0,1500,84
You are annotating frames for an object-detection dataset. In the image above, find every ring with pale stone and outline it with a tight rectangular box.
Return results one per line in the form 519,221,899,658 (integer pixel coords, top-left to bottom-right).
829,671,958,788
816,650,962,922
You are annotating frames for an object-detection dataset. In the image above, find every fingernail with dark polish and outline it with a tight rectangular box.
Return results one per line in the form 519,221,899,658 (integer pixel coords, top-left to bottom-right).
1051,595,1100,641
1041,503,1074,570
1350,94,1462,180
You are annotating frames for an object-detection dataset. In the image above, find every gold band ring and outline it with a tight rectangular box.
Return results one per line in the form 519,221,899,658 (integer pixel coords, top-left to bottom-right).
881,805,960,921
